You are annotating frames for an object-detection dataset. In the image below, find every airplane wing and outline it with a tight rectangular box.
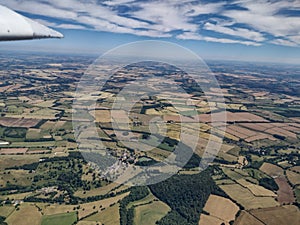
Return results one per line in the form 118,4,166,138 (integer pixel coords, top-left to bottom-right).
0,5,63,41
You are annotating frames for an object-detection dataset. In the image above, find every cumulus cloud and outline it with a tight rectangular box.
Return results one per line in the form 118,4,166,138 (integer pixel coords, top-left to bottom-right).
0,0,299,47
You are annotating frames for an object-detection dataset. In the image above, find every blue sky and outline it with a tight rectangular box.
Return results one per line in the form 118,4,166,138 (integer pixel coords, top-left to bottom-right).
0,0,299,63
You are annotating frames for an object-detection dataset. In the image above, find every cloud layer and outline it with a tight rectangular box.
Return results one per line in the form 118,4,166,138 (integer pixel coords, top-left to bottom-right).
1,0,299,46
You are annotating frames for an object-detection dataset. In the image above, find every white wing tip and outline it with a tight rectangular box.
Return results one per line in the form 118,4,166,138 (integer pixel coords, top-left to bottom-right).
24,17,64,39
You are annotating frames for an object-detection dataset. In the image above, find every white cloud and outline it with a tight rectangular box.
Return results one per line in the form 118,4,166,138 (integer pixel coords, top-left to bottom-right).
177,32,261,46
270,39,297,47
0,0,299,47
203,22,265,42
224,0,300,44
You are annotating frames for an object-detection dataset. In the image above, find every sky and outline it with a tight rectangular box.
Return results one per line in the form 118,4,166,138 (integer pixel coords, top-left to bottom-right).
0,0,299,64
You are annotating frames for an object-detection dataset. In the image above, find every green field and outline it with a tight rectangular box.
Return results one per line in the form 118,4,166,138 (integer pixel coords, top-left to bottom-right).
41,212,77,225
133,201,170,225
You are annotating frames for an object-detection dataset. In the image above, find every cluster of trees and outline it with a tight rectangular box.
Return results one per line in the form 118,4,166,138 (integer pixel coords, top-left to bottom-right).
259,177,279,191
119,186,149,225
3,127,27,139
149,167,226,225
0,216,7,225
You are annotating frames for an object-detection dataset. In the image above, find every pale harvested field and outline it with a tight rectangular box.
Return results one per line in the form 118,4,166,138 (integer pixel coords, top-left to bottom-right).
203,195,239,222
233,211,264,225
0,191,33,201
77,221,98,225
199,214,226,225
0,148,28,155
78,193,129,219
249,205,300,225
227,125,257,137
0,117,40,128
260,162,284,177
5,203,42,225
289,121,300,127
225,128,248,139
163,114,199,123
290,166,300,173
219,184,279,210
282,124,300,132
40,121,67,131
111,110,128,119
286,170,300,185
0,205,15,217
245,133,276,142
26,128,41,139
0,85,13,92
265,127,297,139
198,112,268,123
0,155,42,170
94,109,112,123
236,179,276,197
239,122,273,131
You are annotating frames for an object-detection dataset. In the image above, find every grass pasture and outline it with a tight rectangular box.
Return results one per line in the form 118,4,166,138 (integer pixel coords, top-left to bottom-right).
74,182,121,198
133,200,171,225
41,212,77,225
0,155,42,170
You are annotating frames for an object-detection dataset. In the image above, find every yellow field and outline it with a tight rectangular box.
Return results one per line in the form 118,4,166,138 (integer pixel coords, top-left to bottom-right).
83,203,120,225
203,194,239,222
286,170,300,186
0,155,42,170
259,162,284,177
0,191,33,201
249,205,300,225
236,179,277,197
233,211,264,225
42,192,129,220
76,221,98,225
0,170,33,188
94,109,112,123
0,205,15,217
199,214,227,225
219,184,279,210
5,203,42,225
290,166,300,173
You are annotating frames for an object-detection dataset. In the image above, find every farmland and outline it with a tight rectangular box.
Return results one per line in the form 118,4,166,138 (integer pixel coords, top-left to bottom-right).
200,194,239,224
0,54,300,225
